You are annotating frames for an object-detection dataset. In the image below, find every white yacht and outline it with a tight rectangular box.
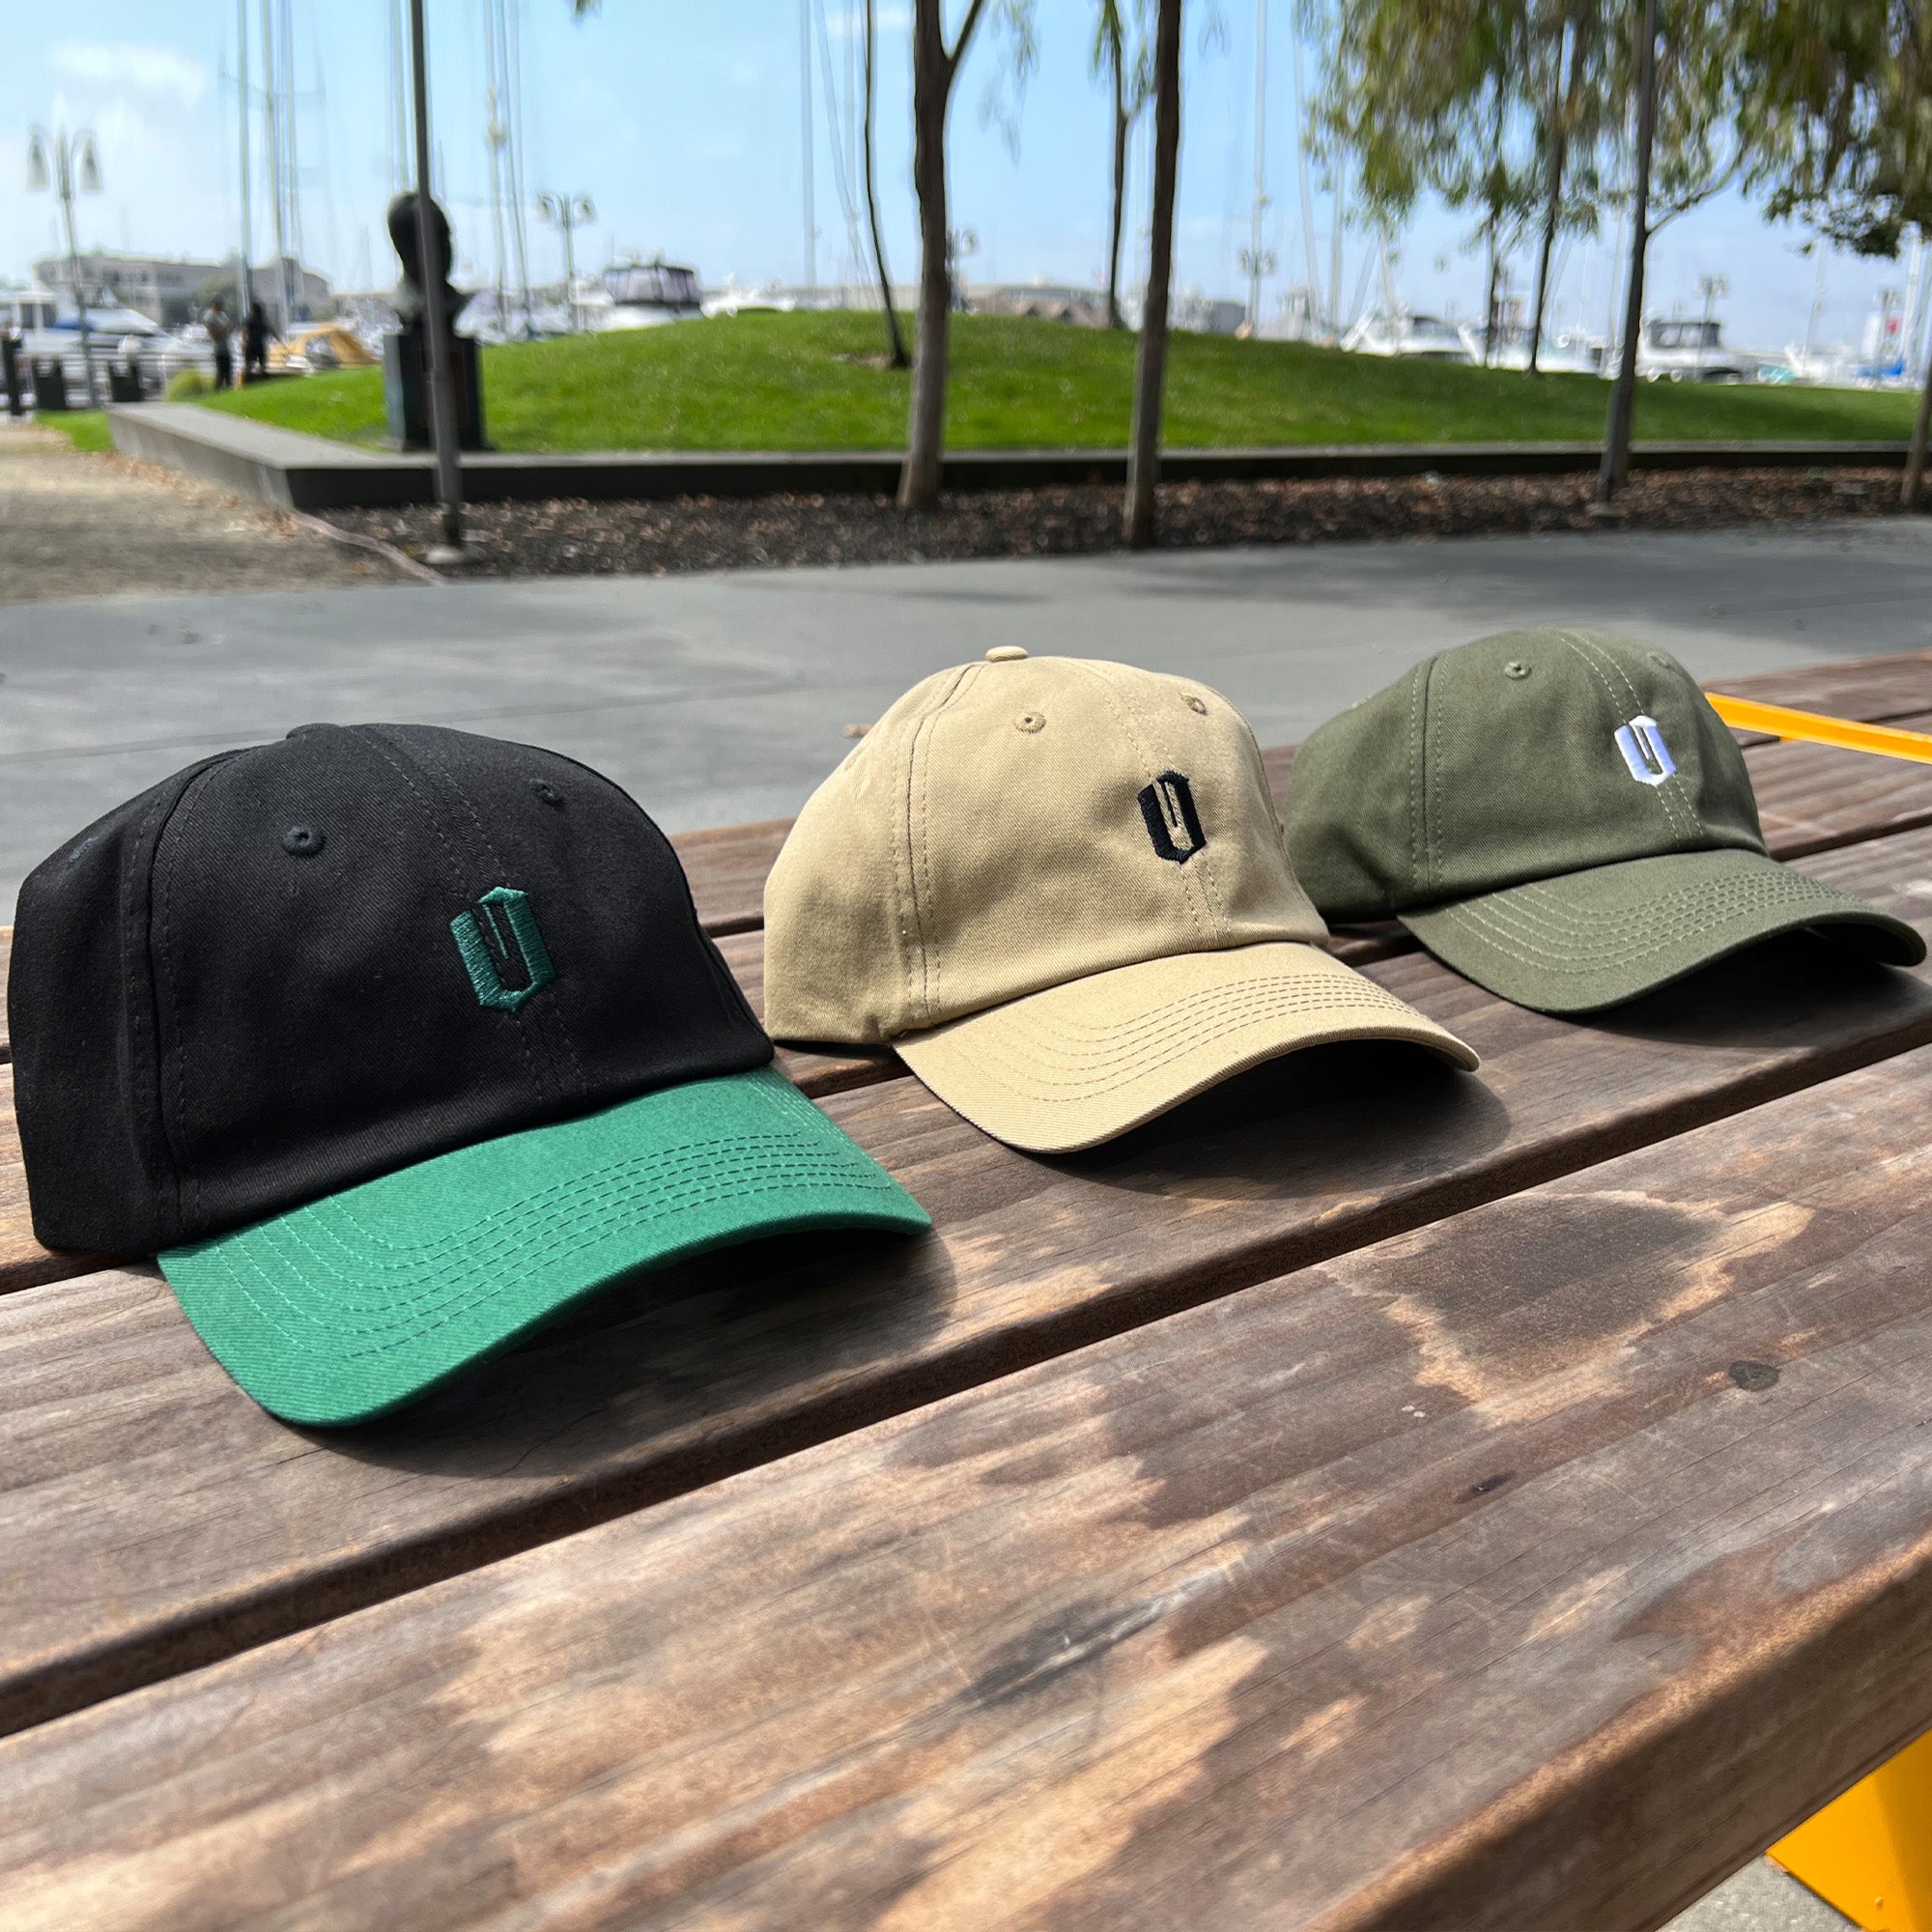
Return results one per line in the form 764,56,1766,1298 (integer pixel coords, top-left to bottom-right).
1341,310,1473,363
595,258,703,330
1635,317,1750,383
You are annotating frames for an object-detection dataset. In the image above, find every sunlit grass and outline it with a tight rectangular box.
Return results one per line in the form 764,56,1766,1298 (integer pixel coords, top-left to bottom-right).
196,310,1923,454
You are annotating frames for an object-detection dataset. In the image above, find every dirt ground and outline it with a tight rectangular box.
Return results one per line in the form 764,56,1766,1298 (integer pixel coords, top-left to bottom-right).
327,463,1925,579
0,420,412,602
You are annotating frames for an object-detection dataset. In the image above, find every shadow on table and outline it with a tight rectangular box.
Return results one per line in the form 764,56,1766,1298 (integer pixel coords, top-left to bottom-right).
321,1219,953,1486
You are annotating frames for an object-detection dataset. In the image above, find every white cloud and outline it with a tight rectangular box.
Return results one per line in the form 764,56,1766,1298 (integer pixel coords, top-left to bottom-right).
48,43,208,107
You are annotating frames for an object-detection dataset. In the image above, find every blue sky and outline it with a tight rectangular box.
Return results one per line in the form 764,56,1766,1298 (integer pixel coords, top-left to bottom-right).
1,0,1919,355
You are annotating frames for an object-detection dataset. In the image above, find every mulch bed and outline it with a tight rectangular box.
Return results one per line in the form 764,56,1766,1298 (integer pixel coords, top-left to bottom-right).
322,466,1919,579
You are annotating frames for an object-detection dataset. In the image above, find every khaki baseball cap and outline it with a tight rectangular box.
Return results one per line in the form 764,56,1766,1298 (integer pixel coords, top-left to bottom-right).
763,651,1478,1151
1284,628,1925,1013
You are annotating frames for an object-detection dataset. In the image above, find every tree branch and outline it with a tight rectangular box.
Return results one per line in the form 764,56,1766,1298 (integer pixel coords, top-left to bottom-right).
946,0,995,76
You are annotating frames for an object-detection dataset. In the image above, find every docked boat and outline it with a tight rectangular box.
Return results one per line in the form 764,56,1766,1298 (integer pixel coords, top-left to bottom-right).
1341,309,1473,363
0,287,168,399
1635,316,1750,383
1460,323,1605,375
594,258,703,330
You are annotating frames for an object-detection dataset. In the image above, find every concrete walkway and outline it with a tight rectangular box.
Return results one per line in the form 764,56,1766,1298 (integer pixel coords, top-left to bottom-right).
2,517,1929,915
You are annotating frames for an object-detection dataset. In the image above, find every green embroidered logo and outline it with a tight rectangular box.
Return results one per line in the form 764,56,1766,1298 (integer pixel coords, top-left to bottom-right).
450,887,555,1010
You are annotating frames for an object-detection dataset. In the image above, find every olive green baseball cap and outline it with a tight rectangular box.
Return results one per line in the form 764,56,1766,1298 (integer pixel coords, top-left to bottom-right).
1284,629,1924,1014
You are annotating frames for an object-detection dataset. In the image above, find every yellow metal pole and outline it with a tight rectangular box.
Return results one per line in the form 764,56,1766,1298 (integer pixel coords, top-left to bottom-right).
1771,1727,1932,1930
1706,694,1932,766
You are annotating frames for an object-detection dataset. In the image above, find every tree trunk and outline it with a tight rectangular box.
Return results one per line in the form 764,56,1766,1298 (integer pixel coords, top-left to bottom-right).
863,0,908,368
1597,0,1659,506
898,0,955,511
1904,347,1932,509
1528,128,1565,375
1529,22,1573,378
1124,0,1181,549
1107,39,1129,329
1482,70,1506,366
1483,216,1501,367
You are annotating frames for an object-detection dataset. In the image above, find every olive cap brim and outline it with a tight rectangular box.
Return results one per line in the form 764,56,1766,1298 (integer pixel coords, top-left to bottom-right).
895,940,1479,1153
159,1067,929,1427
1400,848,1924,1015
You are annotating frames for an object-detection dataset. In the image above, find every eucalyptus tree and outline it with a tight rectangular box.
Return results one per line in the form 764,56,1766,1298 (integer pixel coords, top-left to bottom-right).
1737,0,1932,504
861,0,909,368
1598,0,1749,499
1312,0,1539,363
1125,0,1183,545
1524,0,1609,370
1094,0,1155,327
898,0,1036,512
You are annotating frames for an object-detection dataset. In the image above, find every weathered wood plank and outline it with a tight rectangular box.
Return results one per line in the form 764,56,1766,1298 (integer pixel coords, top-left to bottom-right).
669,818,793,937
10,1044,1932,1932
1707,642,1932,722
0,828,1929,1739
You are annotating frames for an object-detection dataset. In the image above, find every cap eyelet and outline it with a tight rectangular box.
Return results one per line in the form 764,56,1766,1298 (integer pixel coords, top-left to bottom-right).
1184,695,1208,714
1503,660,1531,680
1647,651,1674,669
1015,711,1046,734
282,824,325,857
528,778,563,807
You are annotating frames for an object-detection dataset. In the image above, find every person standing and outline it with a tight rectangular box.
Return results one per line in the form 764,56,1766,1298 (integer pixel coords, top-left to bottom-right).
203,297,235,390
242,299,277,383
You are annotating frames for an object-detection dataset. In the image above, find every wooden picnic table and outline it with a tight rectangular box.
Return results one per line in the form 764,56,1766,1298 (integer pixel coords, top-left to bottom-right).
2,646,1932,1930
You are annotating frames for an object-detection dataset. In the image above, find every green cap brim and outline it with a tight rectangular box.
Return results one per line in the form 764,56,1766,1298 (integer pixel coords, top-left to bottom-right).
159,1066,928,1426
1400,848,1925,1015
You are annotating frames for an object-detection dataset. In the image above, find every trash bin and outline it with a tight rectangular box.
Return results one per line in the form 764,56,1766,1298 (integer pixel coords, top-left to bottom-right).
108,363,142,404
30,357,69,412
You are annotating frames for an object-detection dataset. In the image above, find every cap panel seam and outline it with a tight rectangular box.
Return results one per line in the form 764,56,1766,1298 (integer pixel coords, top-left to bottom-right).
897,663,975,1032
1573,631,1702,840
1558,632,1694,846
356,726,550,1107
406,730,588,1096
126,770,195,1241
150,755,244,1234
1406,661,1427,904
1422,654,1444,898
1072,661,1212,949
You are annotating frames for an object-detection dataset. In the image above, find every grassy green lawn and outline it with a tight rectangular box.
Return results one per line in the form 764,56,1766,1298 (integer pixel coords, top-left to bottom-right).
195,309,1922,454
34,411,113,453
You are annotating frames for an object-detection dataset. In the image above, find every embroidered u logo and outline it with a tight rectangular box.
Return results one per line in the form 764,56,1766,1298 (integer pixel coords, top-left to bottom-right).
1138,770,1207,864
1614,715,1677,787
450,886,555,1010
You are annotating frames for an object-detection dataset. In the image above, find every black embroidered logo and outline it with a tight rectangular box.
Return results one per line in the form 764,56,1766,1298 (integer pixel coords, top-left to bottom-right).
1138,771,1206,864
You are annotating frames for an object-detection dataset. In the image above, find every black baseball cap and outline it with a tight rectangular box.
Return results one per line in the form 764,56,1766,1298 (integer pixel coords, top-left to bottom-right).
8,724,927,1425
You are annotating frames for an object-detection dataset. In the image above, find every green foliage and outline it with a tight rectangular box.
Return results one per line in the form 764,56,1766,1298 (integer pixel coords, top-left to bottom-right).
1739,0,1932,255
36,411,113,453
166,369,213,402
192,311,1922,451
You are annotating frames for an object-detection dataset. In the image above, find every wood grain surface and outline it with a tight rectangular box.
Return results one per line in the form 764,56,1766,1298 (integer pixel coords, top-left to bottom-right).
0,827,1929,1739
10,1044,1932,1931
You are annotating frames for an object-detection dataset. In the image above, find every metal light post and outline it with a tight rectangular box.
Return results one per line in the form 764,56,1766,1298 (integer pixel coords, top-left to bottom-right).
537,193,594,331
408,0,465,559
1239,248,1276,335
26,128,103,411
1696,272,1726,381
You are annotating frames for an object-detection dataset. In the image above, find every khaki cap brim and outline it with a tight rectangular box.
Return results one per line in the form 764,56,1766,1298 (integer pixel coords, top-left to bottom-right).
1400,847,1926,1015
894,941,1480,1153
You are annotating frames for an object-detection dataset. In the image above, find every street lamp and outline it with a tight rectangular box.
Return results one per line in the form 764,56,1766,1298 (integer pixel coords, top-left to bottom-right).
1238,247,1276,335
1696,272,1727,381
27,127,103,410
946,227,978,311
537,193,595,332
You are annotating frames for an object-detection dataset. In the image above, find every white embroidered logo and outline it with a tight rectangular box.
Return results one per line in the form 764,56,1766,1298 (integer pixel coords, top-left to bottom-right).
1614,715,1677,786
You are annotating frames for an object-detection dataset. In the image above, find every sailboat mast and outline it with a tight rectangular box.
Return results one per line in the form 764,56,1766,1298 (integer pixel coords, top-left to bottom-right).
238,0,255,308
800,0,815,293
1248,0,1266,331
